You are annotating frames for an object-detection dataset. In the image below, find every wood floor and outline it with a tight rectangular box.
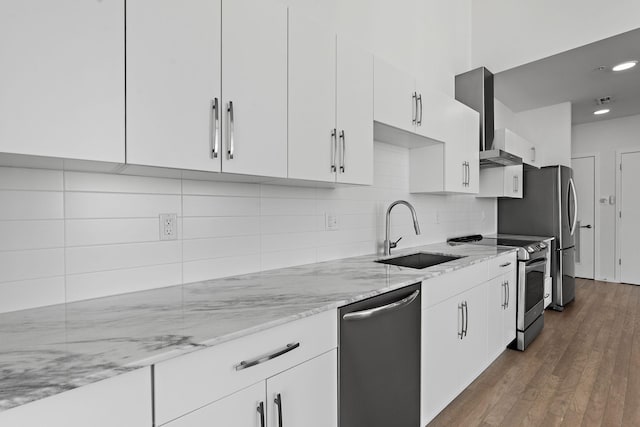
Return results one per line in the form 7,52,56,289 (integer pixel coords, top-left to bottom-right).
428,278,640,427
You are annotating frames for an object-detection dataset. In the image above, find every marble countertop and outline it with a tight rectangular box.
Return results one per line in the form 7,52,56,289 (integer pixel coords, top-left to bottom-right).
0,242,516,412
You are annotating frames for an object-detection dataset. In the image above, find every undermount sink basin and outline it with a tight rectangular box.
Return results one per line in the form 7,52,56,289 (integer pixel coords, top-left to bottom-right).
376,252,463,269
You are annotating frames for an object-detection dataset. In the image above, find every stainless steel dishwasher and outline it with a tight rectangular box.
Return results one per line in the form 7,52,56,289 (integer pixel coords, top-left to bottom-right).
339,283,421,427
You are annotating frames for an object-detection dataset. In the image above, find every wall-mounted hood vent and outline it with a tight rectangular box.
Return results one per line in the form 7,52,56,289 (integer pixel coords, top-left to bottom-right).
455,67,523,168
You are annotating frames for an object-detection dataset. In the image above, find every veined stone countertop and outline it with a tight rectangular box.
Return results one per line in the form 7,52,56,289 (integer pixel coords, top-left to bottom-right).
0,242,516,412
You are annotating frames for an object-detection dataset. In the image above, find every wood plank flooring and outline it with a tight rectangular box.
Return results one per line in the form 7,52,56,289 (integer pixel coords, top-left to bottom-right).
428,278,640,426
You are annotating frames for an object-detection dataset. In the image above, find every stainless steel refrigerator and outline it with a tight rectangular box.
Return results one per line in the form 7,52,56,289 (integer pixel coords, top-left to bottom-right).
498,165,577,310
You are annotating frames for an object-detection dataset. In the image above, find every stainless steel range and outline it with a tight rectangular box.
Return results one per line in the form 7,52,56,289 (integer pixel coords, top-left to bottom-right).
448,234,550,350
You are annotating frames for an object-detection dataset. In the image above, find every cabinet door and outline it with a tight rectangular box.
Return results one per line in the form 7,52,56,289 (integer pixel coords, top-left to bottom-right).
503,165,523,198
222,0,287,178
288,10,337,183
415,83,449,144
443,102,479,194
457,282,488,382
126,0,221,171
336,36,373,185
373,58,416,134
266,350,337,427
503,273,517,348
487,276,507,359
0,368,151,427
165,382,265,427
0,0,124,163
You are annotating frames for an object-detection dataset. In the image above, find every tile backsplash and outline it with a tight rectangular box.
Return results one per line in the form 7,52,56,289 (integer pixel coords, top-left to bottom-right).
0,142,496,313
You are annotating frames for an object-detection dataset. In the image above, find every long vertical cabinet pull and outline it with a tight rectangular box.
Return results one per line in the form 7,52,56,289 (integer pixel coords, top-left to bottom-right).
501,282,507,309
506,280,510,308
339,130,346,173
331,129,337,172
274,393,284,427
458,302,465,339
467,162,471,187
417,93,423,126
463,301,469,337
462,162,466,187
412,92,418,125
513,175,518,193
257,401,266,427
227,101,235,159
211,98,220,158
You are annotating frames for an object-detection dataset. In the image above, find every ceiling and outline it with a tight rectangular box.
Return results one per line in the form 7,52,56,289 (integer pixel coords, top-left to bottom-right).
494,27,640,125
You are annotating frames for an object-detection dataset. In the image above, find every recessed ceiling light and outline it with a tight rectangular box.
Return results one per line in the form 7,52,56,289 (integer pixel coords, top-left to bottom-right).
612,61,637,71
594,109,610,115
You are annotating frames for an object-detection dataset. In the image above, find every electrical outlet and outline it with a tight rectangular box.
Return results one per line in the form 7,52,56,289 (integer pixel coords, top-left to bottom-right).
325,212,339,231
159,214,177,240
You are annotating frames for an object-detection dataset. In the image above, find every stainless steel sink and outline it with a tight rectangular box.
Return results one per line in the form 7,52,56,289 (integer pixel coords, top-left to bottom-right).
376,252,463,269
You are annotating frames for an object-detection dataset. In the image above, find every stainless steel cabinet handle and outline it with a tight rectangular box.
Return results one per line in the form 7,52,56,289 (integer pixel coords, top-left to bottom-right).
531,147,536,162
412,92,417,125
462,162,466,186
227,101,235,160
499,262,512,268
506,280,510,308
234,342,300,370
339,130,345,173
331,129,337,173
467,162,471,186
211,98,219,158
417,93,423,126
463,301,469,337
343,290,420,321
513,175,518,193
274,393,283,427
458,302,464,339
257,402,266,427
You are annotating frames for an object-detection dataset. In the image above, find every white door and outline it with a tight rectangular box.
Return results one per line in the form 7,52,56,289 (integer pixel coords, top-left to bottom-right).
126,0,222,171
222,0,287,178
572,156,595,279
287,10,337,183
266,350,338,427
0,0,124,163
335,36,373,185
620,151,640,285
164,382,265,427
373,58,416,134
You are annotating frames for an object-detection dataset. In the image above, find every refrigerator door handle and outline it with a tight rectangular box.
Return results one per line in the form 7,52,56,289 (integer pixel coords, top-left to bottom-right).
569,178,578,236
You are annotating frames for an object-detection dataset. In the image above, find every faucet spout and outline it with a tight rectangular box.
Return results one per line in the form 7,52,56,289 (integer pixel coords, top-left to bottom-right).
384,200,421,256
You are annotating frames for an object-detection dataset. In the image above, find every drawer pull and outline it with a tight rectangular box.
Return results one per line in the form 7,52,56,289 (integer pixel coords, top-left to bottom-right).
499,262,512,268
234,342,300,371
274,393,284,427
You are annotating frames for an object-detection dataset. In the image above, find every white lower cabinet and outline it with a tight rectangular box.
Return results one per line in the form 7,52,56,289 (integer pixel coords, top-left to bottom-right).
422,281,488,425
165,350,337,427
487,272,517,360
0,368,151,427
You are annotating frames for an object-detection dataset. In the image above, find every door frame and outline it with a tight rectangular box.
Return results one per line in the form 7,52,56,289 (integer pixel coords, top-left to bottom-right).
616,149,640,283
571,153,600,280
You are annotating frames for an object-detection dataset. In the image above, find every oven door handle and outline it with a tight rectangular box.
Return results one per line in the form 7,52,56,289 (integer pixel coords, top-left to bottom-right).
524,259,547,271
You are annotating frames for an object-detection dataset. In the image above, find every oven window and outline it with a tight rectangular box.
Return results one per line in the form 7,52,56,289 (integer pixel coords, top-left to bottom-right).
525,267,545,313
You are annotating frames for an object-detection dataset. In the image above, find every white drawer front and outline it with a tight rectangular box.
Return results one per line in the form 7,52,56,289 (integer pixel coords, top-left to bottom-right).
487,252,516,279
421,262,488,309
155,309,337,425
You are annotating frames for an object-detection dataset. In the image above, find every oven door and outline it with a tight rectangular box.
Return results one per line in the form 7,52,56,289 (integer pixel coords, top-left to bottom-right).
517,257,547,331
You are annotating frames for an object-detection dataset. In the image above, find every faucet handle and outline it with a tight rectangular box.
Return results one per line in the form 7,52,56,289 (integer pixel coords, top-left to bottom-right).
390,237,402,249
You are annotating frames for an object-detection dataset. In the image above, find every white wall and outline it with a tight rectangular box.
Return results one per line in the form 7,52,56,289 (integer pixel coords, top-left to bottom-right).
572,113,640,282
471,0,640,73
0,142,496,313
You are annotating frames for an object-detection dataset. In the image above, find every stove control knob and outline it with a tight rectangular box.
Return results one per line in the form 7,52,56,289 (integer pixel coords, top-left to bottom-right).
541,243,547,249
526,246,534,253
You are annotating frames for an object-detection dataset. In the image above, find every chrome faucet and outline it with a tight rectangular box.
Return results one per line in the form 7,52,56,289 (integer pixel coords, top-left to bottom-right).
384,200,421,256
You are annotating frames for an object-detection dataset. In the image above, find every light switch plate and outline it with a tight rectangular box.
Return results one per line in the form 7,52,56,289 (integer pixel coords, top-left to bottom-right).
325,212,339,231
159,213,178,240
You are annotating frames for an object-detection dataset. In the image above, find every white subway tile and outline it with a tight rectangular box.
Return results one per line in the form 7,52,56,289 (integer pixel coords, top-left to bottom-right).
182,180,260,197
261,248,317,271
66,241,182,275
182,217,260,239
0,167,63,191
261,198,317,216
261,231,319,252
183,195,259,217
0,249,64,283
183,254,261,284
260,215,320,234
316,241,376,262
0,277,66,313
66,218,161,246
65,263,182,302
183,235,260,262
65,171,181,194
0,191,63,220
260,184,316,199
65,193,181,219
0,220,64,251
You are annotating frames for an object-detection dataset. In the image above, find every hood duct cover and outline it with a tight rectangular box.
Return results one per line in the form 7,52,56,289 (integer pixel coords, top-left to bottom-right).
455,67,523,168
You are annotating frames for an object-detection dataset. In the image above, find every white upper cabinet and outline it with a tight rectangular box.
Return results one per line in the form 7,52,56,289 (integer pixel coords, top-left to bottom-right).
0,0,125,163
335,36,374,185
374,58,416,135
126,0,222,172
127,0,287,178
493,128,538,168
222,0,287,178
477,164,523,198
288,10,337,183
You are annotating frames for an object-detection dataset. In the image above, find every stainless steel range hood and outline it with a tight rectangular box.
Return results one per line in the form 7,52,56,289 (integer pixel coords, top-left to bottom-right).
455,67,523,168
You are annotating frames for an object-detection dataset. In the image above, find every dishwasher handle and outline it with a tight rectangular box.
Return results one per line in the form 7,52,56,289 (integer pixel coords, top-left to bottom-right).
342,290,420,321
